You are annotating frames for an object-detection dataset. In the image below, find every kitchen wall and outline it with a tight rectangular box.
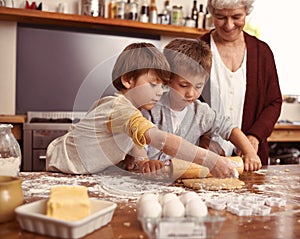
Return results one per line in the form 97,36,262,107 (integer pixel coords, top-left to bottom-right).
1,0,300,114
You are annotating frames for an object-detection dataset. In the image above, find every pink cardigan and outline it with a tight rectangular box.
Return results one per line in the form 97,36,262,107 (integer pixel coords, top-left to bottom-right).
199,31,282,165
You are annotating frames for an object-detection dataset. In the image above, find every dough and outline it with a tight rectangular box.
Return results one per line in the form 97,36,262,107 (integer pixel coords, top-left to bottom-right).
182,178,245,191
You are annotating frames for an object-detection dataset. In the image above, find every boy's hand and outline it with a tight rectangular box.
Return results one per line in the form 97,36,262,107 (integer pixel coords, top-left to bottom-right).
208,156,239,178
243,154,262,172
137,159,165,174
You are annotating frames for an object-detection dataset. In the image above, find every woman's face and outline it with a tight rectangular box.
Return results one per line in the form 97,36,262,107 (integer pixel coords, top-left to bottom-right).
213,7,247,42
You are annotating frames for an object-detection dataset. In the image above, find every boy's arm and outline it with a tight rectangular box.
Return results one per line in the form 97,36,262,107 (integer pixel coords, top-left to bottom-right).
126,146,165,173
144,127,238,178
229,128,262,171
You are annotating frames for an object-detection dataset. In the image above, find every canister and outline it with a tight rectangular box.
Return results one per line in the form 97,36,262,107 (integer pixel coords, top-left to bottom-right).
171,5,183,26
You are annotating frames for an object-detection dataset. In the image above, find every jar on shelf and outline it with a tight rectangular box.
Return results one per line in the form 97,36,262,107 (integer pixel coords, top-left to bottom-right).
0,124,22,177
171,5,183,26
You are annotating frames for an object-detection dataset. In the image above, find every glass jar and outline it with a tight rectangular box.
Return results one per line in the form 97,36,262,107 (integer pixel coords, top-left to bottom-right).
171,5,183,26
0,124,22,177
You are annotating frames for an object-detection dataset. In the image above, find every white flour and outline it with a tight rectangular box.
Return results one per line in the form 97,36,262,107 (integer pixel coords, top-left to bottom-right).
20,172,185,204
0,157,21,176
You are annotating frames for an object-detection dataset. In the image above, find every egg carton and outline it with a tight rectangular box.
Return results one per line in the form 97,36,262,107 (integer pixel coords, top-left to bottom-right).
139,216,225,239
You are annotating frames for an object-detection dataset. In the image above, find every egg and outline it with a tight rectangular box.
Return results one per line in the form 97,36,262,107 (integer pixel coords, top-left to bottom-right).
137,199,162,218
162,198,185,218
160,193,178,205
137,193,158,207
179,191,200,206
185,198,208,217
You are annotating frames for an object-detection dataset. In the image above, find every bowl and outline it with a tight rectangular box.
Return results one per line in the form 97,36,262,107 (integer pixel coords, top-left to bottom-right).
15,199,116,239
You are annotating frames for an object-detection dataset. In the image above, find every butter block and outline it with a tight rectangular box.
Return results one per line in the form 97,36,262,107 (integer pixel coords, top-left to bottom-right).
47,185,91,221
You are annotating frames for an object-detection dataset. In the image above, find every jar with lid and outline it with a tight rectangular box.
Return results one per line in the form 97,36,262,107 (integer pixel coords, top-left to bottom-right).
0,124,22,177
172,5,183,26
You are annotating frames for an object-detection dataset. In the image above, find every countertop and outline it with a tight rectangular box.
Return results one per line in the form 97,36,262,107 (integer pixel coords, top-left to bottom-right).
1,164,300,239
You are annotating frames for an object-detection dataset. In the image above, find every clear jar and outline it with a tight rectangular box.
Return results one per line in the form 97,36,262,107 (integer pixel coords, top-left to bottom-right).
0,124,22,177
172,5,183,26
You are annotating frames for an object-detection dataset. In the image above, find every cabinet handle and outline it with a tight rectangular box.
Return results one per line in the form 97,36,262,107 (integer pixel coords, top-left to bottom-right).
39,155,46,160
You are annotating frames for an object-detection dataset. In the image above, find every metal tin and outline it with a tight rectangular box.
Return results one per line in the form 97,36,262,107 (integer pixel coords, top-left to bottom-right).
171,5,183,26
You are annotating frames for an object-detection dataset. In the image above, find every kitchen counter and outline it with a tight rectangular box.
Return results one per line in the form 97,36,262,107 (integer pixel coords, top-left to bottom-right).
268,124,300,142
1,164,300,239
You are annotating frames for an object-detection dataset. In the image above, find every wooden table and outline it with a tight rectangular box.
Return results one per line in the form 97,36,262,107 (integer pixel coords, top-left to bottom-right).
1,164,300,239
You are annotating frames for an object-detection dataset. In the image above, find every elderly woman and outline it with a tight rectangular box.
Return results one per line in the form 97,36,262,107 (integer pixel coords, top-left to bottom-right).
199,0,282,169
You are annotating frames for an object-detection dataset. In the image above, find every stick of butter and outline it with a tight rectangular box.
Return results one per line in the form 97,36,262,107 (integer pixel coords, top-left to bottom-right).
46,185,91,221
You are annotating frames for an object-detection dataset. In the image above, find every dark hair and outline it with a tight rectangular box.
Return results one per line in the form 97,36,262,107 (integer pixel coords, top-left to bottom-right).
112,42,170,90
163,38,212,80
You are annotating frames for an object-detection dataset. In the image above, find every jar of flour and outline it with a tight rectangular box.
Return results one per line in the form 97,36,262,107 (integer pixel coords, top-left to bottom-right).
0,124,21,177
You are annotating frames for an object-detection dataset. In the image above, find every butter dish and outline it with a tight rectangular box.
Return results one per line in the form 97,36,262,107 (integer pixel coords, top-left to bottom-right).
15,199,116,239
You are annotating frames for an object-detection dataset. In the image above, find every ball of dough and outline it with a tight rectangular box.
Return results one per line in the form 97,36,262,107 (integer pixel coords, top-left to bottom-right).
162,198,185,218
185,198,208,217
138,200,162,218
160,193,178,205
179,191,200,205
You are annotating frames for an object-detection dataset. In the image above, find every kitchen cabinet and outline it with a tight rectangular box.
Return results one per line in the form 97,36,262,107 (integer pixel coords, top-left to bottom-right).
268,124,300,142
0,6,207,38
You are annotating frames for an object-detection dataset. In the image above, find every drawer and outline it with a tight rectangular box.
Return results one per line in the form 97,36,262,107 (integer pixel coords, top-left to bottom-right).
32,149,47,171
32,130,67,149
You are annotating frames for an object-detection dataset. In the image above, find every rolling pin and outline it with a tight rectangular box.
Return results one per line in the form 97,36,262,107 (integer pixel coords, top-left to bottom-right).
166,156,244,180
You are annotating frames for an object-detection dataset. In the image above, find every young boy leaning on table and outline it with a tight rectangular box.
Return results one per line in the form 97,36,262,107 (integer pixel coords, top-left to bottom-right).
46,42,240,178
141,39,262,172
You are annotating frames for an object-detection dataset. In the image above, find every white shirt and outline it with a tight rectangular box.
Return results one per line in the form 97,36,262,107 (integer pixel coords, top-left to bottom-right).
210,35,247,155
170,107,187,133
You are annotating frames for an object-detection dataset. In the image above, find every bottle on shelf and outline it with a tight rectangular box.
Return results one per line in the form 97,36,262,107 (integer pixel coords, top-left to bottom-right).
108,0,116,18
124,0,138,20
197,3,204,29
149,0,158,24
115,0,126,19
139,0,149,23
191,0,198,28
204,7,214,30
160,0,171,25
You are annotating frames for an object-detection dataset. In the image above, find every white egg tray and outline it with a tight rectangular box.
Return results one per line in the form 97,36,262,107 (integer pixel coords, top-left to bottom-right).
139,216,225,239
15,199,117,239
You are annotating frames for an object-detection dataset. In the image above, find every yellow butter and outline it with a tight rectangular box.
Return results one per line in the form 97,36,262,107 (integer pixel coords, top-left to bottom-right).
47,185,91,221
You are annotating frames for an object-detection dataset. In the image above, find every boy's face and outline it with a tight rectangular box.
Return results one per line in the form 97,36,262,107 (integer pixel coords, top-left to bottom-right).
124,69,164,110
168,74,206,111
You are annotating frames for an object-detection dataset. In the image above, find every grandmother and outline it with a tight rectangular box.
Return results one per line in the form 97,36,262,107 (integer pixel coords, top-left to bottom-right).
199,0,282,168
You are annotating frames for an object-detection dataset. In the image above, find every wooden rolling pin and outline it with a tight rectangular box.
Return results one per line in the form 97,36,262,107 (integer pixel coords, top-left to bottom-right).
167,156,244,180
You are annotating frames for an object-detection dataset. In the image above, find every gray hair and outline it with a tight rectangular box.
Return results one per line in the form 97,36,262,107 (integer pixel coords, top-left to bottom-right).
207,0,255,15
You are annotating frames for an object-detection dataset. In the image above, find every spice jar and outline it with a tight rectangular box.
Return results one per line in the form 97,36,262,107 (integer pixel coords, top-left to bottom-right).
0,176,23,223
0,124,22,177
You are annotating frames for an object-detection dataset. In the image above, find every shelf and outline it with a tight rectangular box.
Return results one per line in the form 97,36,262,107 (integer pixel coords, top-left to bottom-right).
0,7,208,38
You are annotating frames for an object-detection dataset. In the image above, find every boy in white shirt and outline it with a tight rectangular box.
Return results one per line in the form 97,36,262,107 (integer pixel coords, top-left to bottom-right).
143,39,261,172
